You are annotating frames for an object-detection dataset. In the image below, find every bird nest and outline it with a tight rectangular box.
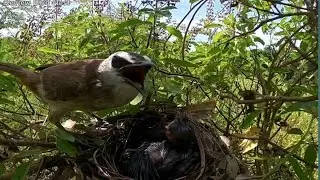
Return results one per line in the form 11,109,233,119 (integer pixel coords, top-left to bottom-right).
28,107,249,180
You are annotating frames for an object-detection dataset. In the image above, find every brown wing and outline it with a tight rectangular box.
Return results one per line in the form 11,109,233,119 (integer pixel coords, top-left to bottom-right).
40,59,105,101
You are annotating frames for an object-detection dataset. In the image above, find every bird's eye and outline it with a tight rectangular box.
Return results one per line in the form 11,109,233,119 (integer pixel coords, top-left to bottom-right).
111,55,131,68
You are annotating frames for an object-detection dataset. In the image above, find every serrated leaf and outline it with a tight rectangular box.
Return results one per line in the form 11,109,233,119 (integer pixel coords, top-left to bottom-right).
118,19,152,29
55,129,75,142
166,26,182,39
56,138,78,156
0,163,5,176
288,157,309,180
161,58,198,67
37,47,59,54
287,128,303,135
304,144,317,164
241,110,261,129
12,161,31,180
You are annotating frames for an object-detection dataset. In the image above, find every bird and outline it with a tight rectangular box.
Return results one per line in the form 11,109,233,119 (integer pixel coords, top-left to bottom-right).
0,51,154,131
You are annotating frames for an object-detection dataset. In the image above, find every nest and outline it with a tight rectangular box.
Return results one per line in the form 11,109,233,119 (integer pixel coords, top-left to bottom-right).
28,107,249,180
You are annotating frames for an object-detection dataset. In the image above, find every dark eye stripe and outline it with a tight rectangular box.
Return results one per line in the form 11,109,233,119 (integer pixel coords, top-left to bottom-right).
111,55,131,68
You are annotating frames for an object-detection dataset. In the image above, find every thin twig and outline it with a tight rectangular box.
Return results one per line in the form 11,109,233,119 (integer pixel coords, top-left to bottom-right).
220,95,317,104
220,12,311,45
0,138,55,148
156,68,201,80
181,0,206,61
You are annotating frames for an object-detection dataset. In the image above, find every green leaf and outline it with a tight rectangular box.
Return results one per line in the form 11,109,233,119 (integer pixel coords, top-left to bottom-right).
160,6,177,10
37,47,60,54
166,26,183,39
287,128,303,135
118,19,152,29
12,161,31,180
161,58,198,67
54,129,75,142
253,36,265,45
0,163,5,176
56,138,78,157
0,97,15,105
138,8,153,14
0,52,6,60
78,32,93,49
304,144,317,164
241,110,261,129
285,101,318,117
288,156,309,180
213,31,225,42
189,0,200,3
204,23,222,29
130,93,143,105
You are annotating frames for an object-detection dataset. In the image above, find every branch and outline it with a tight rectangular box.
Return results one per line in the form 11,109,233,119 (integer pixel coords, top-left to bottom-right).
156,68,201,80
265,0,311,11
0,138,56,148
230,134,318,169
220,12,311,45
220,95,317,104
163,0,204,50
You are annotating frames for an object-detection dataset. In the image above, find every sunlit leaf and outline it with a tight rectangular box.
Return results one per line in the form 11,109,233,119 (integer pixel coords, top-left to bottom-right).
130,93,143,105
213,31,225,42
204,23,222,29
166,26,183,39
37,47,59,54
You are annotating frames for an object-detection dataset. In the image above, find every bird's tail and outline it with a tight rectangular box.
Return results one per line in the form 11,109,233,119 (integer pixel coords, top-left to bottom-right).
0,62,40,93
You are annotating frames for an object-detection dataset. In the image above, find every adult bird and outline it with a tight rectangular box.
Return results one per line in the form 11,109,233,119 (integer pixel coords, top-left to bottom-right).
0,51,154,131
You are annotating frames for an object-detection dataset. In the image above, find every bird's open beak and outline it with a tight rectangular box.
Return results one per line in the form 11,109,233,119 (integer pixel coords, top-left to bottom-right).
119,61,155,96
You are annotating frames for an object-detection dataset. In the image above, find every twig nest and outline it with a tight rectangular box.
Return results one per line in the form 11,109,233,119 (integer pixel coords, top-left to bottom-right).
30,108,249,180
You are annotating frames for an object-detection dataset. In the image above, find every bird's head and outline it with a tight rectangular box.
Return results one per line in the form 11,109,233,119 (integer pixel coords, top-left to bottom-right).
106,51,155,95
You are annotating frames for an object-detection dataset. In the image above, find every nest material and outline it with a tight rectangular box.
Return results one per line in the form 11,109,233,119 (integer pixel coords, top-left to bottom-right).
30,108,249,180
